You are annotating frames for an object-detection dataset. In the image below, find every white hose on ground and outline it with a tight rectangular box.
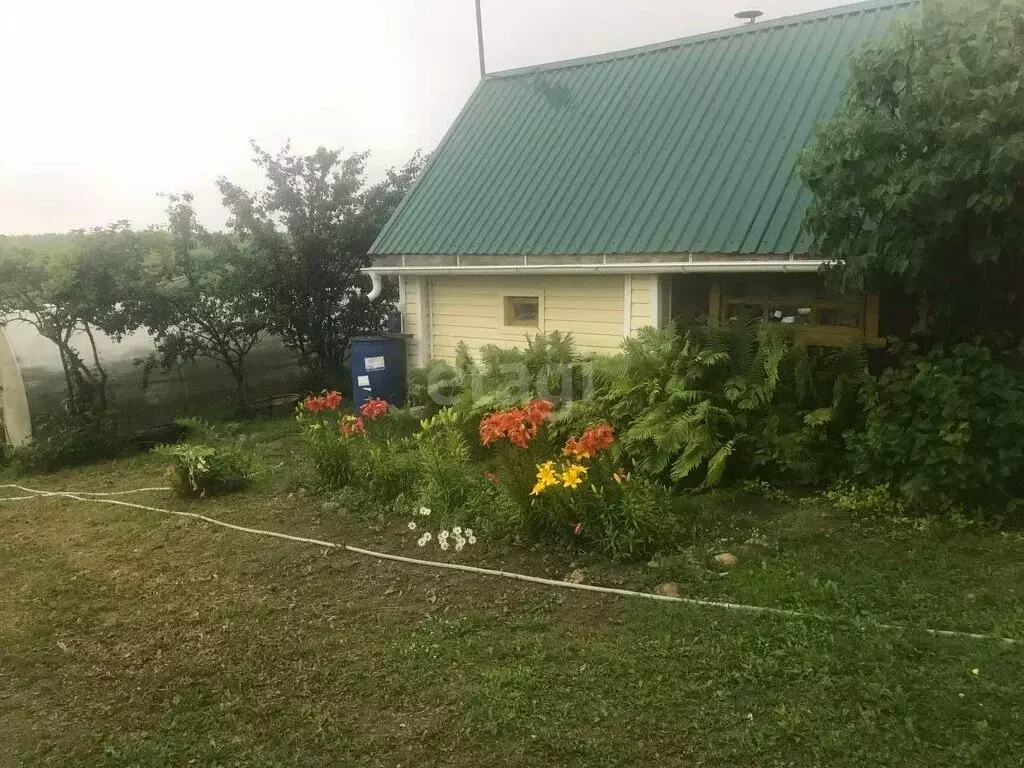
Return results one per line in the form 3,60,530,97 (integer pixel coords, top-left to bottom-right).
0,483,170,501
0,484,1016,644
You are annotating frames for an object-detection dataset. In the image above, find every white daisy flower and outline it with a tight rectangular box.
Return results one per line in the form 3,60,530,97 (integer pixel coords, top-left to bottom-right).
464,528,474,538
408,521,417,531
467,534,477,545
454,540,465,552
452,526,463,536
439,538,450,551
438,530,449,542
417,533,431,547
418,506,431,516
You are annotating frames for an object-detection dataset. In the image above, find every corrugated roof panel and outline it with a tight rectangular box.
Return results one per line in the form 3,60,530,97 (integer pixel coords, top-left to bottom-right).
370,0,918,257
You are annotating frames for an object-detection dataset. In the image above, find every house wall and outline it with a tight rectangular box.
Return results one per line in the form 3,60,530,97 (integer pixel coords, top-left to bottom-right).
395,271,892,369
628,275,655,332
400,276,424,365
403,274,638,364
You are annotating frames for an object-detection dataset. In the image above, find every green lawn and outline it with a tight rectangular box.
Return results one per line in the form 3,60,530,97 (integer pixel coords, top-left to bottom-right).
2,422,1023,767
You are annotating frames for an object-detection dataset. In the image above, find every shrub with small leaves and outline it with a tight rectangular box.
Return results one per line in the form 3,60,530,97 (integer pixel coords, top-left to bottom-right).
848,342,1024,517
26,409,124,471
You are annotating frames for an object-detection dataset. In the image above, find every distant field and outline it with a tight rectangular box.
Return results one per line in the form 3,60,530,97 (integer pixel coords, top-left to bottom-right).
20,341,307,429
0,232,76,257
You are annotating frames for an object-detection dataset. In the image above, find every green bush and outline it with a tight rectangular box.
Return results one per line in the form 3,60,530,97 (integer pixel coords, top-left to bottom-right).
848,342,1024,516
157,442,254,497
25,409,124,471
296,392,421,494
297,397,422,499
592,320,866,489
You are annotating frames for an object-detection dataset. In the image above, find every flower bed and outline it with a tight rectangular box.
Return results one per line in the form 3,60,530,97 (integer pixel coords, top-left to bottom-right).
296,390,684,562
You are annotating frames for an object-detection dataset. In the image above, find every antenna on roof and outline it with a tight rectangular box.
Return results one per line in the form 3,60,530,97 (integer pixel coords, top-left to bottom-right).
475,0,487,78
735,9,764,24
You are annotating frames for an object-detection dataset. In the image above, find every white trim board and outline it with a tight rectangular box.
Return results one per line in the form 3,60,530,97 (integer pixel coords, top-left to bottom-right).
364,260,824,276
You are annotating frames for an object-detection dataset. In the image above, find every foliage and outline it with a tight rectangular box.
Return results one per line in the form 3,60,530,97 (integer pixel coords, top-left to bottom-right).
352,438,422,501
821,482,908,518
409,332,591,418
477,403,681,560
301,423,354,489
137,194,267,415
157,442,254,498
0,225,150,414
296,393,356,489
16,409,123,471
413,421,502,531
798,0,1024,338
407,358,463,410
404,505,482,552
591,320,867,489
218,144,425,386
296,391,419,496
847,342,1024,516
585,475,682,562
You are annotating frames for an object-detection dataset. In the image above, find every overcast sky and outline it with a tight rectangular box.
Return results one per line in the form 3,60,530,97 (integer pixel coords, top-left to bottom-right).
1,0,854,235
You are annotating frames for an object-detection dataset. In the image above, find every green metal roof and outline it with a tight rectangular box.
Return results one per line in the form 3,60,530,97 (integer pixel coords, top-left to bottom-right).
370,0,917,258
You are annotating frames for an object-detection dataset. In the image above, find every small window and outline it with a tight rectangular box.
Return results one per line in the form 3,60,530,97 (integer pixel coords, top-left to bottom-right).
503,296,540,327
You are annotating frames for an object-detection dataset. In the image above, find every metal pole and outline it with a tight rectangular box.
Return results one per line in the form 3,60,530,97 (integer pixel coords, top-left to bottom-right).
475,0,486,77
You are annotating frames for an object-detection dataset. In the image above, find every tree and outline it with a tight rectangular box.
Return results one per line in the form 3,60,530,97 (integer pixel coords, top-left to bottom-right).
0,225,146,414
138,194,267,414
217,144,425,386
798,0,1024,340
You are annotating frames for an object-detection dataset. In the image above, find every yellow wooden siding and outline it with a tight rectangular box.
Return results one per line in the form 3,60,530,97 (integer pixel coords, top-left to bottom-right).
428,275,625,362
630,282,653,333
402,277,423,365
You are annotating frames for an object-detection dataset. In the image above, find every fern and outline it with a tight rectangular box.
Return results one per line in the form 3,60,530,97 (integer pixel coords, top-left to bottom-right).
703,440,736,488
597,318,868,488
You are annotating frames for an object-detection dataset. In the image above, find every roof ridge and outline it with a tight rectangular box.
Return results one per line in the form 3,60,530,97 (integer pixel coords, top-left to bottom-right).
485,0,917,80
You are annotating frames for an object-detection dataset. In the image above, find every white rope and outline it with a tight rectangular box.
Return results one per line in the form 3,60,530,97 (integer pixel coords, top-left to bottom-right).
0,483,170,499
0,484,1016,644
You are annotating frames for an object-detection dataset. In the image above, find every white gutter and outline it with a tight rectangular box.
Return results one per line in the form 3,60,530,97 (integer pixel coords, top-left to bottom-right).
362,260,824,276
366,271,383,301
